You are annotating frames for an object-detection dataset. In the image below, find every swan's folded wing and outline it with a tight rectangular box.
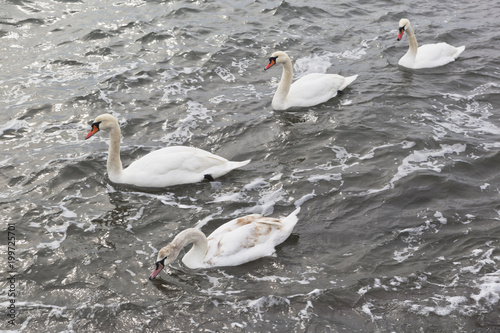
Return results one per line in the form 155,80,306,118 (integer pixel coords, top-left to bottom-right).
414,43,464,68
288,73,346,107
118,147,231,187
205,222,281,267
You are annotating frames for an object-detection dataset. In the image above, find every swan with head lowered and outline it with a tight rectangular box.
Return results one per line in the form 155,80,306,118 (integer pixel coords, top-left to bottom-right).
264,51,358,110
397,18,465,69
149,207,300,279
85,114,250,188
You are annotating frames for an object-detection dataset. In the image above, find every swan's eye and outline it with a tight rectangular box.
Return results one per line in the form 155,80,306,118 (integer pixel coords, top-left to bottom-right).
155,257,167,268
91,121,102,130
269,56,277,63
398,26,405,33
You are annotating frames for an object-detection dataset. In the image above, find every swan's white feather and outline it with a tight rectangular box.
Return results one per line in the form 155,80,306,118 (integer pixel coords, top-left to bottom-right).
121,147,249,187
286,73,358,109
202,208,299,268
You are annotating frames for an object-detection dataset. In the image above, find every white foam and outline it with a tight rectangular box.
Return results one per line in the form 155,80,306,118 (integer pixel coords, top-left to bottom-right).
214,66,235,82
470,270,500,307
209,84,264,104
194,207,223,229
394,211,452,263
425,82,500,144
243,177,268,191
297,300,314,320
389,243,500,320
244,295,291,321
0,119,29,136
125,269,136,277
294,191,315,207
127,191,202,211
59,203,77,218
247,274,296,285
160,101,214,144
232,58,251,75
252,186,285,216
269,173,282,181
308,173,341,183
212,177,287,216
160,81,199,104
231,322,247,329
480,183,490,190
393,244,419,263
211,190,246,203
128,206,145,221
364,143,468,196
410,295,469,316
293,53,332,78
434,211,447,225
461,248,495,274
360,302,382,322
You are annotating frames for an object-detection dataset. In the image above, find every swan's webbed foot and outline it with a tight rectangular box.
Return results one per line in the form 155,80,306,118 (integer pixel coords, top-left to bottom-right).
204,174,214,181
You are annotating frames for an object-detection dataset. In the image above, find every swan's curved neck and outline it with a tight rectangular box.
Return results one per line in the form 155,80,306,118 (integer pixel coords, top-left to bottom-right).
107,125,123,179
405,24,418,56
173,229,208,268
273,59,293,106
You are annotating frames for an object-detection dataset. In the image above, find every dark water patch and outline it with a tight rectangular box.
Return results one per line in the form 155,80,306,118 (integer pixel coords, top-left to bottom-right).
16,18,45,26
50,59,85,66
16,103,53,120
81,29,115,41
136,31,174,44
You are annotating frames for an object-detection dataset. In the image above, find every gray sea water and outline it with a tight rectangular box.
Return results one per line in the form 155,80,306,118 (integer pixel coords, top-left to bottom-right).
1,0,500,332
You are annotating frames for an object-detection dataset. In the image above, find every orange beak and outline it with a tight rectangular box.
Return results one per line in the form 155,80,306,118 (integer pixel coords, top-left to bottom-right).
85,123,99,140
397,27,404,41
265,58,276,70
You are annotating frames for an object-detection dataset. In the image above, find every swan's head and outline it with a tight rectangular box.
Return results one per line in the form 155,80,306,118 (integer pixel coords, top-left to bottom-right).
85,114,119,139
397,19,410,41
264,51,290,70
148,244,181,280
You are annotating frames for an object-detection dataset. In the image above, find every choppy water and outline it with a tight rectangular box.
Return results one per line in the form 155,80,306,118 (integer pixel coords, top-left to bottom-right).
1,0,500,332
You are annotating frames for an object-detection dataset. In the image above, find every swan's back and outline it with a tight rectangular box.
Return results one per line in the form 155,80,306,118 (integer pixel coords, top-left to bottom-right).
203,208,300,267
285,74,356,108
417,43,465,67
121,146,250,187
400,43,465,69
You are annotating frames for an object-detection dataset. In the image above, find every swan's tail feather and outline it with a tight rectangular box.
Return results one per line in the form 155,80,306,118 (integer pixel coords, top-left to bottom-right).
205,159,250,180
228,159,251,170
339,75,358,91
282,207,300,228
272,207,300,245
454,45,465,59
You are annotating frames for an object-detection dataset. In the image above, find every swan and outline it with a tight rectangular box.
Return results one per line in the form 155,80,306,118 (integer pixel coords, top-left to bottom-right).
264,51,358,110
149,207,300,279
85,114,250,188
396,18,465,69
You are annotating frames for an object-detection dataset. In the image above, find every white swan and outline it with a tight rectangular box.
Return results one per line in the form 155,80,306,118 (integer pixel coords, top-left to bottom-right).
264,51,358,110
397,18,465,69
85,114,250,188
149,207,300,279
